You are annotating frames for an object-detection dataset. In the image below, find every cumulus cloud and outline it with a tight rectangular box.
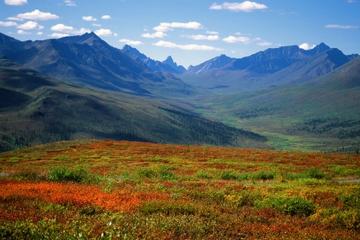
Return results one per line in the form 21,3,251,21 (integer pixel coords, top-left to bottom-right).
143,21,202,39
142,31,166,39
325,24,358,29
187,33,219,41
17,21,43,30
223,35,251,43
119,39,143,46
101,15,111,20
50,23,90,38
82,16,97,22
210,1,268,12
95,28,113,36
0,21,18,27
16,9,59,21
51,23,74,33
153,40,221,51
299,42,315,50
223,34,272,47
64,0,76,6
4,0,27,6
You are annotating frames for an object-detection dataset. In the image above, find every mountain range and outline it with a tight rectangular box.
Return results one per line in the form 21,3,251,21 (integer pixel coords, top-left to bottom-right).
184,43,357,92
0,32,190,97
0,31,359,152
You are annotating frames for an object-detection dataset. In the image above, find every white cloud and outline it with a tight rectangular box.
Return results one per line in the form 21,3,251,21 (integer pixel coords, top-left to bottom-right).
187,34,219,41
17,21,43,30
210,1,268,12
142,31,166,39
325,24,358,29
50,32,69,38
0,21,18,27
51,23,74,33
4,0,27,6
299,42,315,50
50,23,90,37
101,15,111,20
119,38,143,46
223,35,251,43
154,40,221,51
16,9,59,21
17,29,29,35
153,21,202,33
7,17,22,21
143,21,202,39
82,16,97,22
223,34,272,47
92,23,102,27
64,0,76,6
95,28,113,36
37,31,43,35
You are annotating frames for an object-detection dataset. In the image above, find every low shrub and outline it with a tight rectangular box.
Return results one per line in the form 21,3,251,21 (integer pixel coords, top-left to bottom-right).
196,170,212,179
305,168,325,179
252,171,275,180
220,171,238,180
159,166,176,180
341,188,360,209
257,197,315,216
48,167,98,183
225,190,261,207
138,168,157,178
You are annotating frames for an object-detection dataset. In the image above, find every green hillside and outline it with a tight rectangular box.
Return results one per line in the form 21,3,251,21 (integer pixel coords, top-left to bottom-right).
197,58,360,152
0,59,267,152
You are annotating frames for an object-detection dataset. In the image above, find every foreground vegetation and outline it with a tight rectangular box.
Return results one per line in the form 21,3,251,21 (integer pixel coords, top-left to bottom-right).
1,140,360,239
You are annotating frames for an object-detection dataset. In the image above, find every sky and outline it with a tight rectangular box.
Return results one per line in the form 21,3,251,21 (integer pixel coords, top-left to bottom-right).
0,0,359,67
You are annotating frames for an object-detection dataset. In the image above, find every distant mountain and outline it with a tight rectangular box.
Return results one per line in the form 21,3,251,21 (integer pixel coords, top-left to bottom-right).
188,54,235,74
122,45,186,74
0,58,267,152
0,32,191,96
182,43,355,92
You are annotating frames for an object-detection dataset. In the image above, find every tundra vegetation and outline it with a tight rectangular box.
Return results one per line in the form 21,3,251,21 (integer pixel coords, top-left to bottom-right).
0,140,360,239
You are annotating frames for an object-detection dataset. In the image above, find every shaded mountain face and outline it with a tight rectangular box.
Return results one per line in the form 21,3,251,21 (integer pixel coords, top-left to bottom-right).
122,45,186,74
182,43,355,92
0,32,191,96
0,58,267,152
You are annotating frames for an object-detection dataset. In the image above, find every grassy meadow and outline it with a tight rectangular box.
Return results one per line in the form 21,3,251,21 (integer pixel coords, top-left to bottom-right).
0,140,360,239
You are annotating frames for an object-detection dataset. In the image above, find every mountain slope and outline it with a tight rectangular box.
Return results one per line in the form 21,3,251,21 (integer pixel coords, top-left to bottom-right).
0,32,191,96
0,59,267,152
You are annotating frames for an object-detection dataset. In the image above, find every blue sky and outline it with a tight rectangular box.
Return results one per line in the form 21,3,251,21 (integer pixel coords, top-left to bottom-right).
0,0,359,67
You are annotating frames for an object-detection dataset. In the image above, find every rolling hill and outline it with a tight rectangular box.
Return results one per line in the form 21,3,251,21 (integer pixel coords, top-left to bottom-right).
199,57,360,151
0,58,267,152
